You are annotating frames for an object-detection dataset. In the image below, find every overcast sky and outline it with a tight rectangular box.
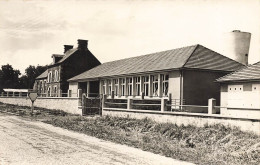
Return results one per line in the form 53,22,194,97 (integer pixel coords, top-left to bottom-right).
0,0,259,74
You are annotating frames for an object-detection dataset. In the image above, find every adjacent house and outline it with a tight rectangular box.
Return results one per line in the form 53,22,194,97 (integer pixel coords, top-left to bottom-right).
217,62,260,119
68,44,244,112
34,39,101,97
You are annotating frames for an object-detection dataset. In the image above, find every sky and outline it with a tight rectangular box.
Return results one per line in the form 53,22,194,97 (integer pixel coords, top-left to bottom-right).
0,0,259,74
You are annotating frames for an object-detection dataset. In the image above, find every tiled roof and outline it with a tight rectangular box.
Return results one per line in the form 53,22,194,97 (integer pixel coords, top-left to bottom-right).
217,62,260,82
68,44,244,82
184,45,243,71
35,69,48,80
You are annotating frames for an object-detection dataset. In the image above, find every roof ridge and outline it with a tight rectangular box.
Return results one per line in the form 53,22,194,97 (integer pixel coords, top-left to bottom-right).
201,45,245,66
182,44,199,67
100,44,199,65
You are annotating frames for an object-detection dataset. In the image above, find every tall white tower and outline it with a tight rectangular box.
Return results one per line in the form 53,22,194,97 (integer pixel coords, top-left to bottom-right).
223,30,251,65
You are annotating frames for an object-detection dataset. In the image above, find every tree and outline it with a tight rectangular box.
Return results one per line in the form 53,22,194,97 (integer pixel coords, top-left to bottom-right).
23,65,48,89
0,64,21,92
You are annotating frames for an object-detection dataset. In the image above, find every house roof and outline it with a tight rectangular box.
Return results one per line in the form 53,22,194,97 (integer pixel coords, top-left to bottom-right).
35,69,48,80
68,44,244,82
56,48,78,64
217,62,260,82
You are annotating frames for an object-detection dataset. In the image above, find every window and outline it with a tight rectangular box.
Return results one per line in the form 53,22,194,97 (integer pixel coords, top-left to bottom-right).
127,78,133,96
162,74,169,96
142,76,149,96
47,87,51,97
47,72,52,83
120,78,126,96
134,77,140,96
54,70,59,82
114,79,119,96
54,86,57,97
108,80,112,95
151,75,158,96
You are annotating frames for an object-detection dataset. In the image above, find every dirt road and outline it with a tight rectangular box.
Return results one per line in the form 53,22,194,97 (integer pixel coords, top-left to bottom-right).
0,113,194,165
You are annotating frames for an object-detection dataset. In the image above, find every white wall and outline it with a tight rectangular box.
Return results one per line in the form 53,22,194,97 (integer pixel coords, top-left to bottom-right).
103,109,260,136
168,71,181,101
0,97,81,115
220,82,260,119
69,82,79,97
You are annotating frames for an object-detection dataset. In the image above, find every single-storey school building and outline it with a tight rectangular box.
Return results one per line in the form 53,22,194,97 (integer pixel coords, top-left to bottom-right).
68,44,243,113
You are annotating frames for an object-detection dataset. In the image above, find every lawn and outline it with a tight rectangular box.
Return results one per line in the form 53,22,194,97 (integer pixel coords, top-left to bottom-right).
0,102,259,165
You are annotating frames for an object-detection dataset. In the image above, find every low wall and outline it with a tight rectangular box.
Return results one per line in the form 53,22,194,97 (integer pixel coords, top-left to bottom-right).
103,108,260,136
221,107,260,120
0,97,81,115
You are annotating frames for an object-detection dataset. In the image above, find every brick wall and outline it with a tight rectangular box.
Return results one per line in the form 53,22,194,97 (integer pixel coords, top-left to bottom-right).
0,97,81,115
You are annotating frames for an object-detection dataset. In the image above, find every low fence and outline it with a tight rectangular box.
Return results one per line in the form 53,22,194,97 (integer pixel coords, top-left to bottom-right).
0,91,78,98
103,96,215,114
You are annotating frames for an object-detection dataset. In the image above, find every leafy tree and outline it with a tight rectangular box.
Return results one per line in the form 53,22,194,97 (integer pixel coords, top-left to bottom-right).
0,64,21,92
23,65,48,89
0,64,47,90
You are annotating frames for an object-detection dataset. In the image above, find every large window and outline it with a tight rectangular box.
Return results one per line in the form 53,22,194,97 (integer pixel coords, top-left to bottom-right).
127,78,133,96
108,80,112,95
151,75,158,96
134,77,140,96
113,79,119,96
162,74,169,96
142,76,149,96
120,78,126,96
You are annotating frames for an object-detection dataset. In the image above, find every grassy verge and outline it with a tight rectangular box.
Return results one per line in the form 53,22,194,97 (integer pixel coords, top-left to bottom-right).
0,102,259,165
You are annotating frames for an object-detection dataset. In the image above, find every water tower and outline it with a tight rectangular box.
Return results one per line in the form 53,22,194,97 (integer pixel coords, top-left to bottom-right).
223,30,251,65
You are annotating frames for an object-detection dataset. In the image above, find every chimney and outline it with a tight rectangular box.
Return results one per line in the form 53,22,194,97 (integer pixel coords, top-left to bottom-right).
64,45,73,53
77,39,88,50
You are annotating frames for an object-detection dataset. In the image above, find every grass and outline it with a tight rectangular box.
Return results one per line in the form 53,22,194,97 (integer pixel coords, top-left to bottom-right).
0,102,259,165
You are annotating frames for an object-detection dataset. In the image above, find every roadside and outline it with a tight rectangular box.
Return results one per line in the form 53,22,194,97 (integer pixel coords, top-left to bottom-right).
0,113,192,165
0,102,259,165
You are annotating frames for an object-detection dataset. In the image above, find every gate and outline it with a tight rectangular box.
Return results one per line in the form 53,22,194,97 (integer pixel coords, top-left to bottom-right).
82,93,102,116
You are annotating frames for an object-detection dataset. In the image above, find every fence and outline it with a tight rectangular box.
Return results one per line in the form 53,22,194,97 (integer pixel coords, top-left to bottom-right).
102,95,218,115
0,92,78,98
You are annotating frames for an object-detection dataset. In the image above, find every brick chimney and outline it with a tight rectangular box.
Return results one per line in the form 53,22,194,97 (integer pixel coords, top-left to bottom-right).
77,39,88,50
64,45,73,53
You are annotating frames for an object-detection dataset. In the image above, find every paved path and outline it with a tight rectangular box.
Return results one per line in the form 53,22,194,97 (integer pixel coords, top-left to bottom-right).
0,113,194,165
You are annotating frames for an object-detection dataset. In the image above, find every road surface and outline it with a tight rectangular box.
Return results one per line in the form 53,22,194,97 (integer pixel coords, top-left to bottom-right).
0,113,194,165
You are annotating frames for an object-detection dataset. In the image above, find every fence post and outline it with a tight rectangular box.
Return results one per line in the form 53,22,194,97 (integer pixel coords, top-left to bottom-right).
1,92,3,97
161,98,167,112
82,94,86,115
208,98,216,114
127,98,133,110
7,92,9,97
19,92,22,97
